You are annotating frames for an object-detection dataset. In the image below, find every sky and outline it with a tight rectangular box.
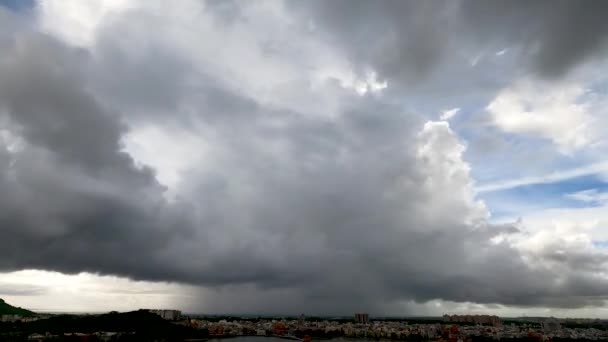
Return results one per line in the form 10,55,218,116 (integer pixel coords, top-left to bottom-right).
2,0,608,318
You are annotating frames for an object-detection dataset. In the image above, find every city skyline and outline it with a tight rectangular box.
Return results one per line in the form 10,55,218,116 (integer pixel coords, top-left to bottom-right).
2,0,608,318
6,297,608,342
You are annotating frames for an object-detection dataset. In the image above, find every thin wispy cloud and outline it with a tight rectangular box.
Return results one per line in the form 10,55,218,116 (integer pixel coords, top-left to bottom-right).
476,162,608,193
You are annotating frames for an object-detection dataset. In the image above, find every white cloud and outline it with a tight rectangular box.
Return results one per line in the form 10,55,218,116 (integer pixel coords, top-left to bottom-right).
122,124,208,197
507,207,608,280
565,189,608,204
417,121,488,226
514,204,608,241
487,79,598,153
0,270,197,313
0,125,24,154
36,0,134,47
469,53,484,67
439,107,460,121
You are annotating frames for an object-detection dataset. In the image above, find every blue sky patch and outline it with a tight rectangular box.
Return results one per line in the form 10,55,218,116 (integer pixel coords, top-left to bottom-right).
0,0,35,12
480,175,608,220
593,240,608,249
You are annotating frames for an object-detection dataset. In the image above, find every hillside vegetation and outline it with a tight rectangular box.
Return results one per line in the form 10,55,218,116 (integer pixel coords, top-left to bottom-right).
0,299,34,316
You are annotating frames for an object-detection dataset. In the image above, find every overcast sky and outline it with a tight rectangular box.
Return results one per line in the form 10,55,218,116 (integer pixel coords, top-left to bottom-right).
2,0,608,318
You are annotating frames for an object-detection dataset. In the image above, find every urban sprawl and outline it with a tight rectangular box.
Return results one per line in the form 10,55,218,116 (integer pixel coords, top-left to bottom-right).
6,311,608,341
184,313,608,341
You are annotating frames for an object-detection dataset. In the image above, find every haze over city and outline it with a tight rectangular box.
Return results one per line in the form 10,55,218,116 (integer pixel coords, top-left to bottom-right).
2,0,608,318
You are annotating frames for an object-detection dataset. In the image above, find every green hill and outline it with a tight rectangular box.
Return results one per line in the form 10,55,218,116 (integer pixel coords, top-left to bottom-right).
0,299,35,316
1,310,208,340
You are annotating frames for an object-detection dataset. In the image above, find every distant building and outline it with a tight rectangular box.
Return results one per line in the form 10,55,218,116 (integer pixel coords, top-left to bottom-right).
1,314,22,322
542,318,561,333
443,314,501,327
298,314,305,327
354,313,369,324
273,322,288,335
209,324,225,336
148,309,181,320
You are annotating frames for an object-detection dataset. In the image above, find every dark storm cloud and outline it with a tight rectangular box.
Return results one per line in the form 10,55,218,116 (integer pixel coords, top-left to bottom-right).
290,0,608,80
2,2,608,314
0,10,211,285
460,0,608,78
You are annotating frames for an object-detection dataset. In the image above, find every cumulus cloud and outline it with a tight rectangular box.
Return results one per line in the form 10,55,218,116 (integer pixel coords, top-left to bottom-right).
486,79,598,153
2,0,608,314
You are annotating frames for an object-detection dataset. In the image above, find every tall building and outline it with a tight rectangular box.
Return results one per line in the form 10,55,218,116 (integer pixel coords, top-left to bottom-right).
354,313,369,324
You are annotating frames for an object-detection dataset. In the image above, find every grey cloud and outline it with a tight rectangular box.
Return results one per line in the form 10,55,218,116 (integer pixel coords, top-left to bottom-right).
515,1,608,77
0,17,196,283
0,284,47,296
290,0,608,81
541,249,608,273
204,0,242,25
2,3,608,315
89,10,193,116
